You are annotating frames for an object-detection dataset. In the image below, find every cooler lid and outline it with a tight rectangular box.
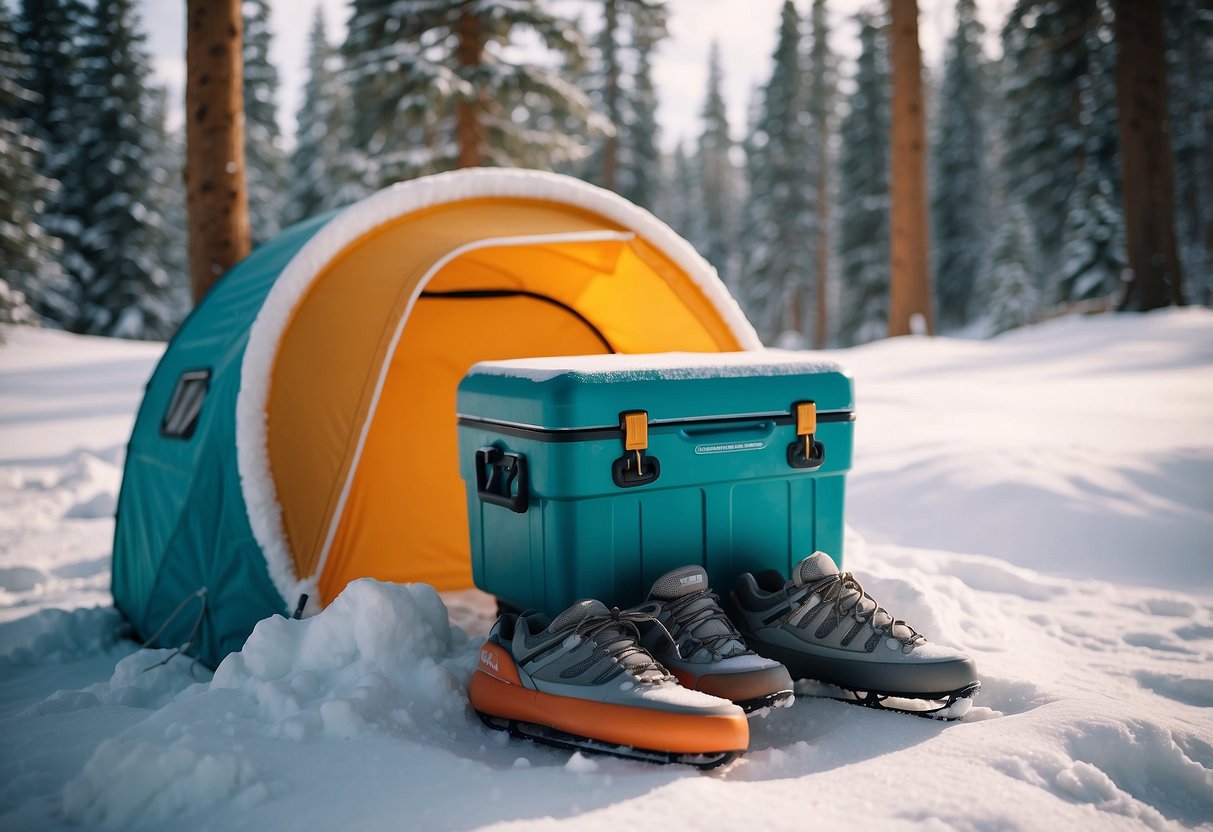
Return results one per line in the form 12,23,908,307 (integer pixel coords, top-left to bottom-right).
457,351,854,430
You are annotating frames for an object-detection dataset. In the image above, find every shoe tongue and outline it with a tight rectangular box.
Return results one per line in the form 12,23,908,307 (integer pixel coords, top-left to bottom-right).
549,599,610,632
648,565,709,600
649,566,746,657
791,551,840,588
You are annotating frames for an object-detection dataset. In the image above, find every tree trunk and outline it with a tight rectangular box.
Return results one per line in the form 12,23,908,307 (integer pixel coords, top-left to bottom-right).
1115,0,1185,310
814,122,829,349
185,0,250,304
456,11,485,168
601,0,619,190
887,0,933,337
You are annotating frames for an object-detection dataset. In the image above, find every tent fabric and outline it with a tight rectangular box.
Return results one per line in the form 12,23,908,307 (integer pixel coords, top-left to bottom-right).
113,168,760,667
237,169,759,611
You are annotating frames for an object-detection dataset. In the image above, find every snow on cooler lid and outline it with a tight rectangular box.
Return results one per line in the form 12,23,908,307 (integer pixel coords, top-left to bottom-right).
466,349,844,382
458,349,854,429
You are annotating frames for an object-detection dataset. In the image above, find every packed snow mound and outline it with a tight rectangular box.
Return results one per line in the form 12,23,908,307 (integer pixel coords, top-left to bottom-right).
211,579,470,741
60,581,481,829
25,648,206,715
63,739,266,830
0,606,125,669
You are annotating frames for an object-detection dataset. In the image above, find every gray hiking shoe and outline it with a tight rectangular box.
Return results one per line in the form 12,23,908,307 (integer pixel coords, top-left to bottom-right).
637,565,793,713
730,553,979,715
468,599,749,766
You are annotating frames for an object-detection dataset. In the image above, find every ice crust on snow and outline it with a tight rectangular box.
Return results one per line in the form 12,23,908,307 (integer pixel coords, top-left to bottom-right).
467,349,844,382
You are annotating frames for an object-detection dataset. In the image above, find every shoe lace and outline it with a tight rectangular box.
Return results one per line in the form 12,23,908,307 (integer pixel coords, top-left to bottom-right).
574,606,675,682
663,589,749,661
805,572,925,649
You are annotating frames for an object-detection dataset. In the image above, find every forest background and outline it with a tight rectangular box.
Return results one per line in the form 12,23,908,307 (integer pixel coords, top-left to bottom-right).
3,0,1209,346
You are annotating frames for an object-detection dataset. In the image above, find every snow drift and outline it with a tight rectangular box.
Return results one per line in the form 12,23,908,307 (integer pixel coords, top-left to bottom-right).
0,310,1211,831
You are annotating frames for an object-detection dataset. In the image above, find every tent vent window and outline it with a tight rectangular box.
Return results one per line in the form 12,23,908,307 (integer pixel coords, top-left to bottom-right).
161,369,211,439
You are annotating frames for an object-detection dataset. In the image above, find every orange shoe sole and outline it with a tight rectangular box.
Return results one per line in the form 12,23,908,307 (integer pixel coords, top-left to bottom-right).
468,643,749,755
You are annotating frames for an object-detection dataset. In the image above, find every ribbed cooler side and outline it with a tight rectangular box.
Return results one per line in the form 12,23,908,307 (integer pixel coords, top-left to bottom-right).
458,417,851,616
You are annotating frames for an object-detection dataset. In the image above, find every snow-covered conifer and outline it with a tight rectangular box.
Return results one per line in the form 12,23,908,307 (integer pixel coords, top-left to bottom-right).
692,43,739,283
580,0,668,210
931,0,989,331
73,0,180,339
836,12,891,346
339,0,599,189
147,86,191,320
658,139,698,243
1165,0,1213,305
0,5,74,326
739,1,817,344
980,201,1039,335
16,0,88,322
1001,0,1123,305
806,0,837,348
622,2,665,210
288,6,343,223
243,0,286,244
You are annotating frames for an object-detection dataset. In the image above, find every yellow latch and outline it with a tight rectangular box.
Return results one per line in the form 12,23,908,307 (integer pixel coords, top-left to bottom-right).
622,410,649,472
795,401,817,435
623,411,649,450
795,401,817,457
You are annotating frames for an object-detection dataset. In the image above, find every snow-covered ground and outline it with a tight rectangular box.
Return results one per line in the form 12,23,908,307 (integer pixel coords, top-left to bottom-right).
1,310,1210,831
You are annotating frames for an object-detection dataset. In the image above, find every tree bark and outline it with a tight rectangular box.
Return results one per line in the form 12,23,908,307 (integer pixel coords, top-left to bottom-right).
601,0,619,190
456,11,485,168
185,0,250,304
1114,0,1185,310
887,0,933,337
814,122,829,348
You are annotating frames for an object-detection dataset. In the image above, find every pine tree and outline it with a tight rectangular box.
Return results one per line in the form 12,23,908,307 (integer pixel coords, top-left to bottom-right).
581,0,668,210
1001,0,1123,307
692,43,739,282
931,0,989,331
16,0,88,320
981,201,1040,334
288,6,343,223
1,5,75,326
836,12,891,346
73,0,180,339
340,0,599,189
740,0,818,345
806,0,837,348
148,86,191,318
1166,0,1213,305
623,3,665,210
243,0,286,244
659,139,699,242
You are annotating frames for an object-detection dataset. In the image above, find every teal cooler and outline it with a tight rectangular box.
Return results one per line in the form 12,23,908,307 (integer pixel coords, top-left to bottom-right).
456,351,855,616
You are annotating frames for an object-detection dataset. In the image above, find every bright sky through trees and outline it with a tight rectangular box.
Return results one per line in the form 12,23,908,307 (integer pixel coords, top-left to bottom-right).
137,0,1014,150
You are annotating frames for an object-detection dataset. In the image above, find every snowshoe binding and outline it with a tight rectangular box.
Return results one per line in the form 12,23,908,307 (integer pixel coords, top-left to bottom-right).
729,552,980,721
468,599,749,768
